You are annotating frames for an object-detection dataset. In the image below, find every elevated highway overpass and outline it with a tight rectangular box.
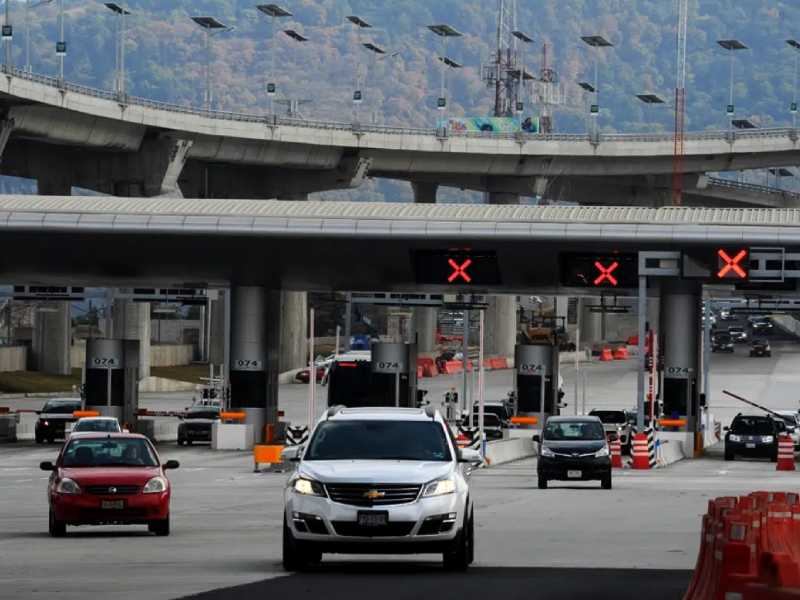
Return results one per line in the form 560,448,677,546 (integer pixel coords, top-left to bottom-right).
0,68,798,207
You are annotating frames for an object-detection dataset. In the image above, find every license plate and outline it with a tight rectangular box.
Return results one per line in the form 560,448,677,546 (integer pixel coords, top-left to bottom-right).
567,470,582,479
357,511,388,527
746,443,756,449
101,500,124,510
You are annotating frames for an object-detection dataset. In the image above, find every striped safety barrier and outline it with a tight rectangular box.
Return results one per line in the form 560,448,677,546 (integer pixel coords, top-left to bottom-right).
631,433,651,470
645,427,657,468
286,425,310,447
456,426,481,450
610,438,623,469
777,435,796,472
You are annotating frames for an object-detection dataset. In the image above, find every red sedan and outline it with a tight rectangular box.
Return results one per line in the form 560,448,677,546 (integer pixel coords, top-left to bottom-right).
40,432,179,537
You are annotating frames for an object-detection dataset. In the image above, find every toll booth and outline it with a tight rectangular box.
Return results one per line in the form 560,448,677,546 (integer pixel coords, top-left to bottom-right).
326,343,417,408
514,343,560,421
84,339,140,428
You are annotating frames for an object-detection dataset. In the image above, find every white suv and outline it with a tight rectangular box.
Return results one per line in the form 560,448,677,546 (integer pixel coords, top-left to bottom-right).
281,406,478,571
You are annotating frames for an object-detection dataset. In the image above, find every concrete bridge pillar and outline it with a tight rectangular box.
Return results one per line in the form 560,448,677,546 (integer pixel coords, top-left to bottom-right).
112,300,151,380
279,291,308,372
412,182,439,204
209,289,227,367
414,307,438,355
229,286,281,443
485,296,518,361
32,302,71,375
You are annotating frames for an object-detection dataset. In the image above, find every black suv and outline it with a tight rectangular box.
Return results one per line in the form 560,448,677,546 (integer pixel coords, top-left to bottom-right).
724,414,779,461
177,405,221,446
749,340,771,358
712,333,734,353
35,398,82,444
535,416,612,490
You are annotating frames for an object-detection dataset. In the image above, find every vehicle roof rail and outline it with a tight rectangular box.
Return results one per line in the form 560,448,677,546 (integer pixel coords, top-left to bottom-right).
326,405,346,419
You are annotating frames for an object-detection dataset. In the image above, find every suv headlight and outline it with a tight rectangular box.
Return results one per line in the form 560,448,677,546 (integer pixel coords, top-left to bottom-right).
762,436,774,444
728,434,741,442
539,445,555,458
594,446,610,458
422,478,456,497
291,477,325,497
142,476,168,494
55,477,81,494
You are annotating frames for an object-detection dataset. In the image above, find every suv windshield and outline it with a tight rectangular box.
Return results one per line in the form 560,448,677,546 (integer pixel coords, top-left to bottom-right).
304,420,452,462
41,400,81,414
544,420,605,441
62,438,159,467
730,417,775,436
589,411,626,424
74,420,119,433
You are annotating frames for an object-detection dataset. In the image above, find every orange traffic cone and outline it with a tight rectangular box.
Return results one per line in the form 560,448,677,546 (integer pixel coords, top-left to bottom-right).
610,438,623,468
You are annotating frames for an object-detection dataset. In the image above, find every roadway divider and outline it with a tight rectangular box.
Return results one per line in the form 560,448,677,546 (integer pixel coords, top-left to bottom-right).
613,346,629,360
253,445,284,472
610,438,623,468
777,435,795,471
600,348,614,362
631,433,651,469
684,492,800,600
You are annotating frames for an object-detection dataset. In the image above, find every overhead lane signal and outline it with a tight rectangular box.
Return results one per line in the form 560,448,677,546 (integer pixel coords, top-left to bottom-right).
716,248,749,280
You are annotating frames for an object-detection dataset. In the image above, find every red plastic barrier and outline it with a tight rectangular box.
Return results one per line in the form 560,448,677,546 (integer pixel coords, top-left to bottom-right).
613,346,629,360
684,493,800,600
631,433,650,469
777,435,796,472
482,359,494,371
599,348,614,362
610,438,623,468
444,360,463,375
492,357,508,370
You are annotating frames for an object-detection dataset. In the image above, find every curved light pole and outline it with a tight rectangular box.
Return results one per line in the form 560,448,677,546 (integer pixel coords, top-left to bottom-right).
717,39,748,133
427,24,462,124
787,39,800,130
56,0,66,83
25,0,52,73
256,4,292,116
191,16,235,112
104,3,130,99
2,0,13,70
581,35,614,140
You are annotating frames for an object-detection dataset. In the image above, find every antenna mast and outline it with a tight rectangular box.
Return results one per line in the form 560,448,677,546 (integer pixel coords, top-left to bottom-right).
483,0,520,117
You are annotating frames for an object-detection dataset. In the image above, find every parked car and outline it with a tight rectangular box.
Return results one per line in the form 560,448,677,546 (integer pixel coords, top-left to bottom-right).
724,414,779,461
177,404,221,446
461,412,504,440
281,406,477,571
40,433,180,536
535,416,612,490
35,398,82,444
749,340,771,358
711,333,734,353
728,327,748,343
468,401,511,428
588,409,632,452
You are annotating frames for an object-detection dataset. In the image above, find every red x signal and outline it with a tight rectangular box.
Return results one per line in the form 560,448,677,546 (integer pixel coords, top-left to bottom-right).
447,258,472,283
593,261,619,286
717,249,748,280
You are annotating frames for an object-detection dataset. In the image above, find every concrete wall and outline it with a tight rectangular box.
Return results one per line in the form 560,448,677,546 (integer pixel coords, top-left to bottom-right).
71,340,193,369
0,346,26,372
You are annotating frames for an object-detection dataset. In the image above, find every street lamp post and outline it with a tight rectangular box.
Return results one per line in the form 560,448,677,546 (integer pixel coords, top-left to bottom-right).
581,35,613,139
104,3,130,99
717,39,748,133
511,30,533,116
56,0,65,82
3,0,13,70
346,15,372,124
191,16,235,112
256,4,292,116
635,92,666,131
787,39,800,130
25,0,52,74
428,24,462,124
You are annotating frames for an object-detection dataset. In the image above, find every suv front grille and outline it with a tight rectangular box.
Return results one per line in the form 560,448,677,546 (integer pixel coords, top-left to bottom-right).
85,485,140,495
332,521,415,537
325,483,422,507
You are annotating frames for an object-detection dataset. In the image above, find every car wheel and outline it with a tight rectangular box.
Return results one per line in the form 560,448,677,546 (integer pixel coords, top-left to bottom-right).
35,433,43,444
186,440,192,446
537,476,548,490
443,511,473,571
724,450,734,461
148,516,170,536
177,439,185,447
282,516,315,571
49,509,66,537
601,473,612,490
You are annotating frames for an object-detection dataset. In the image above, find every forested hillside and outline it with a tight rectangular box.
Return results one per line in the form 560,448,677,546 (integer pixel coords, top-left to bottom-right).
7,0,798,199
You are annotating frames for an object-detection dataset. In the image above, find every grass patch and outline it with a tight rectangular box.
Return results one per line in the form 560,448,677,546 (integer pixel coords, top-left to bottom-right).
0,369,82,394
151,365,209,385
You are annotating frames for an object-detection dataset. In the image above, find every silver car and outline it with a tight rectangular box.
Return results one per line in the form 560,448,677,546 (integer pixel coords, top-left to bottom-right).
281,406,477,571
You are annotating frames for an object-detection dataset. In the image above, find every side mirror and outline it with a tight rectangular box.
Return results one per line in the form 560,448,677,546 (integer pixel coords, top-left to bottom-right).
163,460,180,470
723,426,730,432
458,448,482,464
532,435,541,444
39,461,55,471
281,446,303,462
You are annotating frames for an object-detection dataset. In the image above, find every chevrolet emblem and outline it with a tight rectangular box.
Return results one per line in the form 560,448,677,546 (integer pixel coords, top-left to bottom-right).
364,489,385,500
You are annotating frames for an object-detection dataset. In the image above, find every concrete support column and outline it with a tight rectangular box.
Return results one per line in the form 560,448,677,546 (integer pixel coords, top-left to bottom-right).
113,300,151,380
659,282,701,431
32,302,71,375
279,291,307,372
209,289,226,367
229,287,280,442
486,296,517,360
414,307,437,355
412,181,438,204
579,298,603,345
